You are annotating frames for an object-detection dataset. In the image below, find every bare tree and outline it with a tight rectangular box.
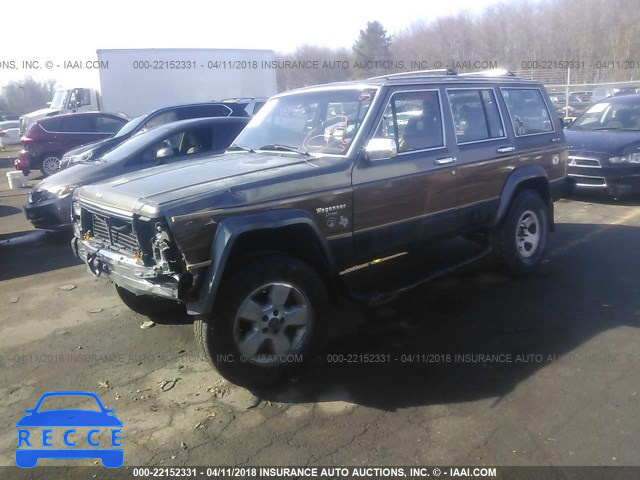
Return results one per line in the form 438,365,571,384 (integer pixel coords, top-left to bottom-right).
0,77,57,115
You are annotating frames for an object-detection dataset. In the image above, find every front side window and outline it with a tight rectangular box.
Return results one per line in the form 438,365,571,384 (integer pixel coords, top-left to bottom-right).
372,90,444,153
96,115,126,134
448,89,505,143
502,88,554,136
233,88,378,155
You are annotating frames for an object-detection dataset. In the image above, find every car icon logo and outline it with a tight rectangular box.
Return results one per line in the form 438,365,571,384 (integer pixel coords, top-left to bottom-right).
15,391,123,468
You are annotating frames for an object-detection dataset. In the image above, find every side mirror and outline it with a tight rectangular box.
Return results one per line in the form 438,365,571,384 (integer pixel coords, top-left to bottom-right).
365,138,397,161
156,147,174,160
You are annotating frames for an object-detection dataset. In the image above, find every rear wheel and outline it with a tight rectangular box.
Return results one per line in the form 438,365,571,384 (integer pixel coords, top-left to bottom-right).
194,255,328,387
492,189,549,275
40,156,61,176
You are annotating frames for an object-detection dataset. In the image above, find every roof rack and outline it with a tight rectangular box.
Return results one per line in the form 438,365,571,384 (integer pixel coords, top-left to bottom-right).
370,69,458,80
458,69,515,77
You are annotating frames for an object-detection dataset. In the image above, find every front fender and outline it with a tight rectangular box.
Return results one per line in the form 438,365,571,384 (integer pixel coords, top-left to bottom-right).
186,209,333,315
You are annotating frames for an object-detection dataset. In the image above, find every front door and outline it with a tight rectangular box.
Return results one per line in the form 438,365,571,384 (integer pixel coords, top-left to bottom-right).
352,88,457,263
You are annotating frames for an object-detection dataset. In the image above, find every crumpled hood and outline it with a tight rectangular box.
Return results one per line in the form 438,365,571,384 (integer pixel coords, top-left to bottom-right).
76,152,343,218
565,128,640,156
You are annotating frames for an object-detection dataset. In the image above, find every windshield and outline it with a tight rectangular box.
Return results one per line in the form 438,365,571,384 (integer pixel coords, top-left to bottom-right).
50,91,68,110
114,114,148,138
569,100,640,131
232,87,378,155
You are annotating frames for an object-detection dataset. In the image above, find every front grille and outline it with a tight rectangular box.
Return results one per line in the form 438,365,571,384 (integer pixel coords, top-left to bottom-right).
568,156,601,168
91,213,140,253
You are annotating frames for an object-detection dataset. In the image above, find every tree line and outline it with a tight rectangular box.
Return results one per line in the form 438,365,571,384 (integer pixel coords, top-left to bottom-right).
0,78,56,116
277,0,640,90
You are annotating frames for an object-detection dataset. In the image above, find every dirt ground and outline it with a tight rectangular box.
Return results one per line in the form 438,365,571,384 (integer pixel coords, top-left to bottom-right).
1,148,640,472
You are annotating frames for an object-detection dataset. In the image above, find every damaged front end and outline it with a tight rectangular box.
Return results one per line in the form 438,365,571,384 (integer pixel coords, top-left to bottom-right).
71,199,194,301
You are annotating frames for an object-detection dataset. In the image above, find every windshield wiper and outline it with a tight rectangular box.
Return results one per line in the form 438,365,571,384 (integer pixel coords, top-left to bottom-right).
227,144,255,152
257,144,310,156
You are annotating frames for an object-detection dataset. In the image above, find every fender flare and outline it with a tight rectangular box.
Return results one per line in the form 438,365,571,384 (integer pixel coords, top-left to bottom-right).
493,166,551,227
186,209,334,315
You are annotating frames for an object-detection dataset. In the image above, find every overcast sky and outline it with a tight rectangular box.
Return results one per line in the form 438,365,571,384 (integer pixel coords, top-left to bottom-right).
1,0,512,89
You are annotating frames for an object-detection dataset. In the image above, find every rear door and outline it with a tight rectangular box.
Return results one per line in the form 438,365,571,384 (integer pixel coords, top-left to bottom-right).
352,87,457,262
445,86,518,225
499,86,566,184
59,115,99,151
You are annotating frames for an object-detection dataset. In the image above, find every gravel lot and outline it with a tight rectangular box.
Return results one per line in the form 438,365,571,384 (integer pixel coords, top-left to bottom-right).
2,149,640,470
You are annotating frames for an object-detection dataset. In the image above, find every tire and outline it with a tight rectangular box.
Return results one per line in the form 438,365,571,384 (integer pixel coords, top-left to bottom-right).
491,189,549,276
40,156,61,176
115,285,182,317
194,255,328,388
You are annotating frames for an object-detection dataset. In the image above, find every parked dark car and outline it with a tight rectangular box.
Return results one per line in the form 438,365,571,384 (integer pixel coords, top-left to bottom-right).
15,112,128,176
565,94,640,197
59,103,249,171
24,116,249,230
71,70,568,386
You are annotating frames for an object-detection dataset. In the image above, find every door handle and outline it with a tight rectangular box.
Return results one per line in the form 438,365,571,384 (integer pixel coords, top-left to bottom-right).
435,157,456,165
497,146,515,153
551,137,561,143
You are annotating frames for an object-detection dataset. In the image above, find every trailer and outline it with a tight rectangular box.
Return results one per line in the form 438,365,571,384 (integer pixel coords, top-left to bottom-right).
19,48,277,133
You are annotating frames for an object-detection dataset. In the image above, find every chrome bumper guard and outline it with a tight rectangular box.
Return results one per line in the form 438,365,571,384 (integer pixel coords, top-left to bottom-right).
72,237,180,300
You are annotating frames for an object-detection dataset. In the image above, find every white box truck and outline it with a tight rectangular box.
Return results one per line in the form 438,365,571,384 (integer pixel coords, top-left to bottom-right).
19,48,277,133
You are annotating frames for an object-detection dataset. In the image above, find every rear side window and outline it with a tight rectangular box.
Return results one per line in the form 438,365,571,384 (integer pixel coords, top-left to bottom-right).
447,89,505,143
177,104,232,120
96,115,126,134
61,115,96,133
38,117,62,132
502,88,554,136
373,90,444,153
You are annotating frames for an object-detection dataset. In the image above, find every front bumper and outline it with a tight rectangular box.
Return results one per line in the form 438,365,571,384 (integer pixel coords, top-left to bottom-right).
71,236,181,300
24,194,73,230
568,164,640,197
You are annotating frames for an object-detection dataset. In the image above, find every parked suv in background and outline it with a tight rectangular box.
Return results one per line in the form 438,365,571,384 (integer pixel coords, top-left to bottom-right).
71,70,568,386
15,112,128,176
59,102,247,171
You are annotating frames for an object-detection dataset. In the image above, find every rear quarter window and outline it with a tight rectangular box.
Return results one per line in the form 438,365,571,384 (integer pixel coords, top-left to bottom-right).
501,88,554,136
38,117,63,132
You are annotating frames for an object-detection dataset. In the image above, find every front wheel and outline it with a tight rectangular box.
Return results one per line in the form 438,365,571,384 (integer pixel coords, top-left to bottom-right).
194,255,328,387
40,156,61,176
491,189,549,275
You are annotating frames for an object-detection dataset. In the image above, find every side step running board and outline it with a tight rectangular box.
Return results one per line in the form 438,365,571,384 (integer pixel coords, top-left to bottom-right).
350,244,493,307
